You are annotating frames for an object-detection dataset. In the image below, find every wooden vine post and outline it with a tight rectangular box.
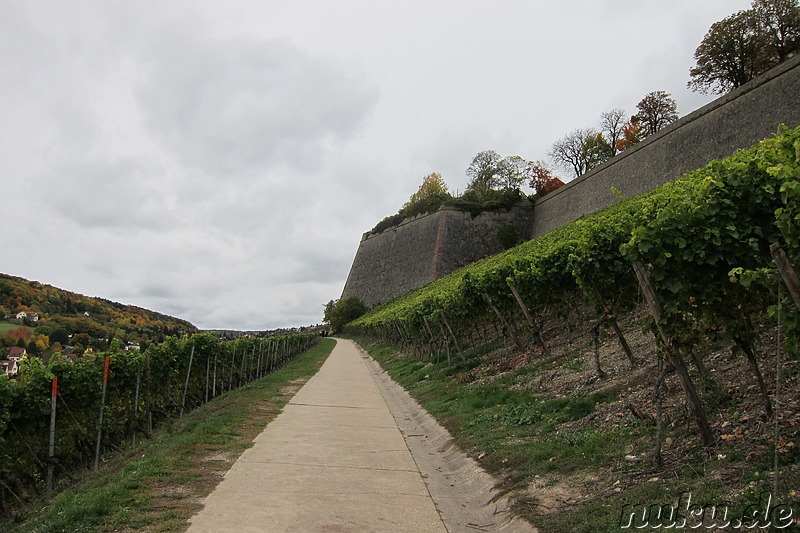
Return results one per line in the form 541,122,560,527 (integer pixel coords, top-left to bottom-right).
438,310,465,361
205,354,210,404
771,242,800,311
508,282,549,361
589,283,636,368
145,350,152,434
590,322,606,379
392,321,406,347
435,319,451,365
94,356,111,470
180,343,195,418
229,346,237,391
632,261,714,447
256,342,263,379
238,344,247,387
483,292,524,350
421,315,439,362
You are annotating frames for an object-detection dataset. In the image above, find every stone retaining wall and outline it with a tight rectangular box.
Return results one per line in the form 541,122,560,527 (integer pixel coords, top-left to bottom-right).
342,55,800,306
531,54,800,237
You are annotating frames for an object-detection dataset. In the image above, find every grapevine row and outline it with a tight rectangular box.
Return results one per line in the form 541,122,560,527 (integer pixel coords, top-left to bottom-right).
0,331,318,509
348,125,800,445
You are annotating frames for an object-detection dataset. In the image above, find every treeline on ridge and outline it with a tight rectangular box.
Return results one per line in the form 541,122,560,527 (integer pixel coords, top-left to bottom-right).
0,274,197,354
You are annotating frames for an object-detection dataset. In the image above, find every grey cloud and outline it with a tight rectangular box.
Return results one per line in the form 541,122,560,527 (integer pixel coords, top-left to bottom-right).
140,284,177,299
45,158,174,230
137,35,378,176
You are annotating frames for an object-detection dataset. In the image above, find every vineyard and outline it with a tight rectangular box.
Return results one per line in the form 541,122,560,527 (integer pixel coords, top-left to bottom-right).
349,125,800,457
0,331,318,512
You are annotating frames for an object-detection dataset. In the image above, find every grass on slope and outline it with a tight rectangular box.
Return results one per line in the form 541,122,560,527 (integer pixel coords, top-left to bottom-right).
4,338,336,533
0,321,31,336
352,332,799,533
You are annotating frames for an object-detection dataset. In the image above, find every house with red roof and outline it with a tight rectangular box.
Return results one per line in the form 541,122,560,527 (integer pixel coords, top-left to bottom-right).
1,347,26,377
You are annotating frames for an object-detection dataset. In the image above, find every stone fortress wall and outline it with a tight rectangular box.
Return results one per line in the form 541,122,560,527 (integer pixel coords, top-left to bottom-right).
532,54,800,237
341,203,533,307
342,54,800,307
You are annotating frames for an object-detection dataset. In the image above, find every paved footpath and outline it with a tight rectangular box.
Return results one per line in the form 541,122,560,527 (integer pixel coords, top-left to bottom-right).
187,338,536,532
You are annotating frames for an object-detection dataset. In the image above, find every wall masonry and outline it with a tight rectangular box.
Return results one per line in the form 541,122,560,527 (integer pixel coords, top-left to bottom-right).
532,54,800,237
342,54,800,307
341,203,533,307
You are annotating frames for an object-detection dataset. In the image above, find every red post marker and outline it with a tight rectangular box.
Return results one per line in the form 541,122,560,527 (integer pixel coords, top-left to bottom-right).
51,376,58,398
103,356,111,382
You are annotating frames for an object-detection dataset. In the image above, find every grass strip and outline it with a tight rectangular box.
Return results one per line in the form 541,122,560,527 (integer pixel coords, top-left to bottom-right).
5,338,335,533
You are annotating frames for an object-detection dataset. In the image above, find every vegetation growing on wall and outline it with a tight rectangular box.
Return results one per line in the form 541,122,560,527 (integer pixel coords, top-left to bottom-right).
370,153,562,236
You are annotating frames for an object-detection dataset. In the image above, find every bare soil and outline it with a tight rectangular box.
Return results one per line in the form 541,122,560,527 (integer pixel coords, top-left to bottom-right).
443,303,800,523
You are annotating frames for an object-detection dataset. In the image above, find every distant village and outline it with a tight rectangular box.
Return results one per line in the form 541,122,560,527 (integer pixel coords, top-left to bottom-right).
1,307,327,379
1,309,142,378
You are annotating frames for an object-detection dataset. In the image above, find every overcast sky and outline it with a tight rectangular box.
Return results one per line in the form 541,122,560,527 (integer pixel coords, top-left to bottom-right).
1,0,753,330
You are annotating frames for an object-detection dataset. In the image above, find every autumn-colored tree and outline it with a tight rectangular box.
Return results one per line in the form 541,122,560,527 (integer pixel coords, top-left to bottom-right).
636,91,679,137
616,115,644,152
527,162,565,196
402,172,450,212
4,327,32,346
32,334,49,353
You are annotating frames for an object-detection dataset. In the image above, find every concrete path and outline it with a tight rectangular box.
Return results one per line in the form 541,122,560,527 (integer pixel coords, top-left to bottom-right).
187,339,536,532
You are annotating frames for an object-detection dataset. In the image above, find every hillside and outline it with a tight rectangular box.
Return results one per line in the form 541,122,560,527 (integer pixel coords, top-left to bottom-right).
346,126,800,529
0,273,197,354
354,307,800,531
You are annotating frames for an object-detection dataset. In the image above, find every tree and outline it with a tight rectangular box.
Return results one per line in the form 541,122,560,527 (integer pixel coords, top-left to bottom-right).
72,332,90,348
636,91,679,136
527,162,565,196
688,9,766,94
464,151,530,201
499,156,532,191
465,150,504,195
548,128,600,178
584,133,614,172
688,0,800,94
32,334,49,353
4,327,32,347
324,296,368,333
49,326,69,345
600,109,627,156
754,0,800,62
401,172,451,217
616,115,644,152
